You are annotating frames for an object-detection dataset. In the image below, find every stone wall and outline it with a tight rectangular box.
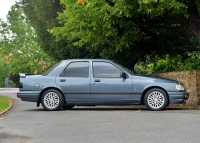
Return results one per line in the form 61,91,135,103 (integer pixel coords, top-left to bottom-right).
156,70,200,105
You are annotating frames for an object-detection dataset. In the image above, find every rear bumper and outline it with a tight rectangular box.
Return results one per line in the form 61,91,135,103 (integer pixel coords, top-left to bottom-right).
17,91,40,102
168,91,189,104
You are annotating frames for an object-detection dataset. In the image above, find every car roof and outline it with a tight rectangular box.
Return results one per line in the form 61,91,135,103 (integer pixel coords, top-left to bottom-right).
61,59,113,63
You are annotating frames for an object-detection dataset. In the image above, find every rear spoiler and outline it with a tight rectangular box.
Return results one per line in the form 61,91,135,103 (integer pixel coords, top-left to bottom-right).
19,73,36,78
19,73,26,78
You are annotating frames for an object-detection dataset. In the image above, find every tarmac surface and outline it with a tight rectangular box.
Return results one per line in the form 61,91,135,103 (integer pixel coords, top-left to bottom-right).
0,90,200,143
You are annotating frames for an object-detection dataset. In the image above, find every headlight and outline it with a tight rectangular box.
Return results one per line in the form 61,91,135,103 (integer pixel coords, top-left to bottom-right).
176,83,185,91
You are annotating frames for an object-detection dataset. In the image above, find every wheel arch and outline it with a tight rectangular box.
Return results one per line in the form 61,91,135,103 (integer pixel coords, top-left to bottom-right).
140,86,169,105
37,87,65,107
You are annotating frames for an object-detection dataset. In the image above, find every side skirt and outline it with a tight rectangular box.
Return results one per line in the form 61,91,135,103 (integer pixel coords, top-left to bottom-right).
65,99,141,106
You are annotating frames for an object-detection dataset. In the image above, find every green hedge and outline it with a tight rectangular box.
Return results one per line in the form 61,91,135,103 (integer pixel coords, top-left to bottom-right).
0,59,11,87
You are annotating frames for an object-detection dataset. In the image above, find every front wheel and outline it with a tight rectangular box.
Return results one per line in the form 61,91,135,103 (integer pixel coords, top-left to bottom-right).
144,88,168,111
41,89,64,111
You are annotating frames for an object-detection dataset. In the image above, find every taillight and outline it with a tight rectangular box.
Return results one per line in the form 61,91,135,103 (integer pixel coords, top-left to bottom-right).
19,82,23,88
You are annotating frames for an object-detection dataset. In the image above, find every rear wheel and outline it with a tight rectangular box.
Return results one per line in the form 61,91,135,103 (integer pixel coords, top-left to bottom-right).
41,89,64,111
144,88,168,111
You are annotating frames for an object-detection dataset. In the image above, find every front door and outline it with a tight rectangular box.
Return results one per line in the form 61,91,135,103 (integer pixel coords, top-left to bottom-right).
91,61,133,104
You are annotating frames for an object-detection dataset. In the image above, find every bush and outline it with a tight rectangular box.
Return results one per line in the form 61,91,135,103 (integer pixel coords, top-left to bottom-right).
0,59,11,87
152,58,182,73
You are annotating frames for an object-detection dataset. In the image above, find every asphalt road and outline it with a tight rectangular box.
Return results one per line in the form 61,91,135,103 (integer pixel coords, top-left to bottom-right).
0,91,200,143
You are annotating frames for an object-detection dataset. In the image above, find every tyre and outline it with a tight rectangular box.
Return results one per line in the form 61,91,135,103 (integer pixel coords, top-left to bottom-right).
41,89,64,111
144,88,168,111
62,105,75,110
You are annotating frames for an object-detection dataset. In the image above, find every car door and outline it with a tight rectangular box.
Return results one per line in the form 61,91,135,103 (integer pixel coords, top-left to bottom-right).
56,61,90,100
91,61,133,104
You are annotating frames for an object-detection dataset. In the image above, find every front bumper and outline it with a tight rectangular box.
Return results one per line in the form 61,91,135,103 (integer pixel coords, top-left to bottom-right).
17,91,41,102
168,91,189,104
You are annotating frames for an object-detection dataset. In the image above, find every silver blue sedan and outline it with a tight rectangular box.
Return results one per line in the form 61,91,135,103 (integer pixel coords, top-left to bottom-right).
17,59,189,111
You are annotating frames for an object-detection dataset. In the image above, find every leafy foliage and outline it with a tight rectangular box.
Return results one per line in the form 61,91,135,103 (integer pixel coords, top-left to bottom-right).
50,0,199,70
0,5,53,75
0,59,11,87
17,0,200,71
18,0,65,61
183,56,200,70
18,0,97,61
152,50,200,73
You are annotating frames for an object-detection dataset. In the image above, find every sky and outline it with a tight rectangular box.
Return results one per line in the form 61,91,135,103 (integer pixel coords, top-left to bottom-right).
0,0,18,20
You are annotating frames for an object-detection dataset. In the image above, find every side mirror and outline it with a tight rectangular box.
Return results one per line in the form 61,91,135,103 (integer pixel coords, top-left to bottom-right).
120,72,126,79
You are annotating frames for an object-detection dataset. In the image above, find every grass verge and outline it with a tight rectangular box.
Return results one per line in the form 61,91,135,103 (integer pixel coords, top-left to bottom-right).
0,96,11,113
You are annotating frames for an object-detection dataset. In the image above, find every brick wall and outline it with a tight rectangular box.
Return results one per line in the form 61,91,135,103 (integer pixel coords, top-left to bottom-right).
156,70,200,105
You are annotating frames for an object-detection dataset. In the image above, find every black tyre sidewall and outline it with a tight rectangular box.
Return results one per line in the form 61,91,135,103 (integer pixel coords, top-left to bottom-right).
41,89,64,111
144,88,168,111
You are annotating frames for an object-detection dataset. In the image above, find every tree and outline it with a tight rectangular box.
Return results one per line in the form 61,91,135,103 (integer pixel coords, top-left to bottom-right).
18,0,200,70
18,0,100,61
0,4,53,75
50,0,200,70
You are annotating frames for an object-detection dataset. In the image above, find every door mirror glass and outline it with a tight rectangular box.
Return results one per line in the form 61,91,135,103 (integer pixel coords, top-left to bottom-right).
120,72,126,78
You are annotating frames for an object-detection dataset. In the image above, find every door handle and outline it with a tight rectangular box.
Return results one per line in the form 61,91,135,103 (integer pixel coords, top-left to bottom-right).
60,79,66,82
94,79,100,82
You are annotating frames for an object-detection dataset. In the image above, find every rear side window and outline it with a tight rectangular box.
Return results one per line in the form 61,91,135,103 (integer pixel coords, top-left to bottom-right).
93,62,122,78
60,62,89,77
43,62,61,76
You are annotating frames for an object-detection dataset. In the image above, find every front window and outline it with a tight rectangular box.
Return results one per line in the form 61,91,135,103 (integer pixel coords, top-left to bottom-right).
93,62,122,78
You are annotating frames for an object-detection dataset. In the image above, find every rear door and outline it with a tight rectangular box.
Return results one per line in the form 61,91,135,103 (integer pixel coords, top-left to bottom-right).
56,61,90,100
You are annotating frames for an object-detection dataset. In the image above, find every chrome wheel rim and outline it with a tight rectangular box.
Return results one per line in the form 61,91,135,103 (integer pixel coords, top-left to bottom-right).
147,91,165,109
43,92,60,109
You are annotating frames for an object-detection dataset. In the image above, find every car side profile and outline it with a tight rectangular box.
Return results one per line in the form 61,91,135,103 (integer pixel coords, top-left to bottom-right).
17,59,189,111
